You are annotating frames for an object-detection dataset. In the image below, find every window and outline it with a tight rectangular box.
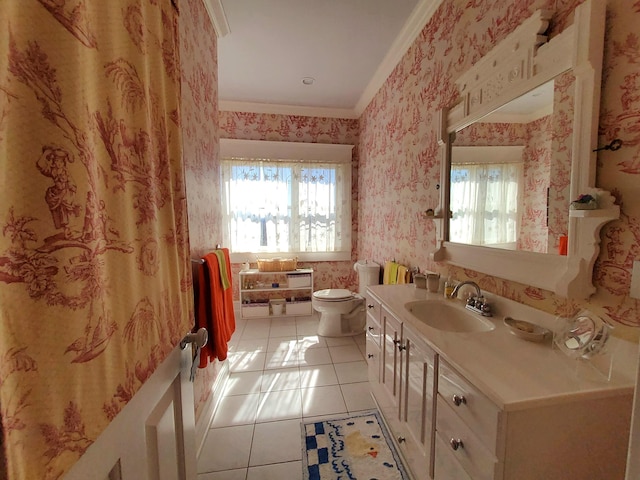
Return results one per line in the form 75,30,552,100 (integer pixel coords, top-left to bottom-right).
220,139,353,262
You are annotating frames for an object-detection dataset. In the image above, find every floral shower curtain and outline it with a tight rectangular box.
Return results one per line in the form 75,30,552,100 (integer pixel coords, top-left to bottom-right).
0,2,191,479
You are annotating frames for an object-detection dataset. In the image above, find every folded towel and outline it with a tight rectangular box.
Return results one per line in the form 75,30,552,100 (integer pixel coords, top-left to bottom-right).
213,249,230,289
388,262,399,285
397,265,408,284
196,249,236,365
383,261,393,285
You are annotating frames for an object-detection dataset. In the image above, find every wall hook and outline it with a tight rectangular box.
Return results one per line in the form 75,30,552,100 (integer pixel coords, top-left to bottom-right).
593,138,623,152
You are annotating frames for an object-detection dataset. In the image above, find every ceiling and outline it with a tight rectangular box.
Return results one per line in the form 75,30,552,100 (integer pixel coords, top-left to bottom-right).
207,0,442,118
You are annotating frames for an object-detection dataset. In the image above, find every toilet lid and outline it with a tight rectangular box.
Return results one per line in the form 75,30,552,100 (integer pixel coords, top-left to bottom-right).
313,289,354,301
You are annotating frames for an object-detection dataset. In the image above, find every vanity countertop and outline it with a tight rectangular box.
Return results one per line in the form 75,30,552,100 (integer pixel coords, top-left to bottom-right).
367,284,638,412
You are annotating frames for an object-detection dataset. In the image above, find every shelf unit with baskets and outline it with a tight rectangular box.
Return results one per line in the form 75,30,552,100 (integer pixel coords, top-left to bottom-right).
239,268,314,319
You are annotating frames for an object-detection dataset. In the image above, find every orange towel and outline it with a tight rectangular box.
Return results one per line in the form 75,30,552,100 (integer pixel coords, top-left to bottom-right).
197,249,236,365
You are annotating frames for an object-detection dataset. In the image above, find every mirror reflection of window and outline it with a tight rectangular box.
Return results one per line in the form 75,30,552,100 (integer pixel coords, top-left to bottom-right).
450,160,522,248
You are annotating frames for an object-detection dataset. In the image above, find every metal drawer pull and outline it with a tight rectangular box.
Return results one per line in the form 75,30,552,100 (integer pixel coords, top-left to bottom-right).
397,344,406,352
367,304,375,309
452,394,467,406
368,354,374,358
450,438,464,451
368,326,374,331
398,436,406,443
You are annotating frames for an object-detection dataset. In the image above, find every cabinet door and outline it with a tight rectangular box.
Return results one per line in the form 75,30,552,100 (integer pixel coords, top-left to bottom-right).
381,307,402,411
400,328,437,478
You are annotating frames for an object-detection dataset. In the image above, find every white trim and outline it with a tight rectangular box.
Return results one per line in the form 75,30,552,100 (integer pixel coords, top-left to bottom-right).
202,0,230,37
219,138,354,162
354,0,444,116
219,100,359,119
230,251,351,264
195,362,229,458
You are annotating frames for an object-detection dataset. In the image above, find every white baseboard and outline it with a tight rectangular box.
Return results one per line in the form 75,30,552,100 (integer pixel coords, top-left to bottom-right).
195,361,230,457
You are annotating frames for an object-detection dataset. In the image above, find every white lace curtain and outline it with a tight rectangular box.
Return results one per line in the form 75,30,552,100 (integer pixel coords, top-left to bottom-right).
449,162,522,248
221,157,351,255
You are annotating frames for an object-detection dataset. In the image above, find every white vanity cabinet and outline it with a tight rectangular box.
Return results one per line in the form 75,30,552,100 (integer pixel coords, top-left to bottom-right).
435,358,633,480
368,304,438,478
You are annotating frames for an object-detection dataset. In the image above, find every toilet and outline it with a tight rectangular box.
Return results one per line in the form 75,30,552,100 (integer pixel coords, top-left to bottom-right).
312,261,380,337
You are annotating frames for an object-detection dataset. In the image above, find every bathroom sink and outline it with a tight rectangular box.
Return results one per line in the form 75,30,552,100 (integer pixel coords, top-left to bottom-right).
404,300,495,333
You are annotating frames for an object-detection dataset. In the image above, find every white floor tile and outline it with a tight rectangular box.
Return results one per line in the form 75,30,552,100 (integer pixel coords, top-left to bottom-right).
269,321,297,338
301,385,347,418
224,371,263,396
299,364,338,388
229,351,266,373
323,336,356,347
241,321,272,340
232,338,269,353
256,389,302,422
249,419,302,466
197,424,254,473
296,334,327,349
198,469,247,480
246,461,302,480
333,360,368,384
341,382,376,412
328,344,364,363
211,393,260,428
295,317,319,336
298,346,332,366
266,335,298,353
260,367,301,392
264,349,299,369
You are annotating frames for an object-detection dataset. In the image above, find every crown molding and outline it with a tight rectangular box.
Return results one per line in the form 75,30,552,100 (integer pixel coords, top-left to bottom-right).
202,0,230,37
354,0,443,116
219,100,359,119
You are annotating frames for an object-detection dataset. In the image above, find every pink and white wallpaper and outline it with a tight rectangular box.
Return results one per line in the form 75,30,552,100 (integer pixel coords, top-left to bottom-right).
179,0,223,422
358,0,640,331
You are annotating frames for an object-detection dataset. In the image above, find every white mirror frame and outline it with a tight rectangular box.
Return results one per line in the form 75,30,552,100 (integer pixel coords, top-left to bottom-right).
433,0,619,299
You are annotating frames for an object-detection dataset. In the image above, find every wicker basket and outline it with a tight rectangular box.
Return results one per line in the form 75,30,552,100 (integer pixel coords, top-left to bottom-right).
257,257,298,272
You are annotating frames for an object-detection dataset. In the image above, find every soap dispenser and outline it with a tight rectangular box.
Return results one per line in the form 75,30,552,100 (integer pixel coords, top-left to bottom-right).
444,276,455,299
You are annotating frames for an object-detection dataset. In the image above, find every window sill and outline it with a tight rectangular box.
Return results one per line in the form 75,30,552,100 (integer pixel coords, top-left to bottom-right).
230,251,352,264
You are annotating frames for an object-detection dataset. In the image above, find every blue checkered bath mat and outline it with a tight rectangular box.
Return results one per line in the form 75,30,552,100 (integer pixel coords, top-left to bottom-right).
301,410,409,480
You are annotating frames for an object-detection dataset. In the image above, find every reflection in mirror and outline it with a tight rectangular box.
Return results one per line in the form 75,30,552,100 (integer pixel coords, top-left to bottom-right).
449,73,575,255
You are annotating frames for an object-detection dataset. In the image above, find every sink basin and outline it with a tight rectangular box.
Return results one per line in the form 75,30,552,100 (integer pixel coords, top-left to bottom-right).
404,300,495,333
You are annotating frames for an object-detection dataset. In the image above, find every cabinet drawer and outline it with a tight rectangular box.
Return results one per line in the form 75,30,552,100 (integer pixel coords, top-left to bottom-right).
364,291,381,320
434,434,473,480
438,360,499,452
436,398,497,480
365,335,381,383
366,314,382,348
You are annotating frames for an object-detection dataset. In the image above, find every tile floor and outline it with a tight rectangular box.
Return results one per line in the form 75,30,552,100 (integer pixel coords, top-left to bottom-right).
197,313,375,480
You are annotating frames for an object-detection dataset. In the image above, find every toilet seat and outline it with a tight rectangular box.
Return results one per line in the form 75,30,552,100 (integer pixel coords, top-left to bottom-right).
312,289,355,302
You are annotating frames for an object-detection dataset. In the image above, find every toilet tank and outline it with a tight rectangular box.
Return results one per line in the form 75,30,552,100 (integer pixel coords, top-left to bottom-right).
354,260,380,294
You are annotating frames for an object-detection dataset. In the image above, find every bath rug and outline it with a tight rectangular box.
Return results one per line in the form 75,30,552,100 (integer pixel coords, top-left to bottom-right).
302,410,409,480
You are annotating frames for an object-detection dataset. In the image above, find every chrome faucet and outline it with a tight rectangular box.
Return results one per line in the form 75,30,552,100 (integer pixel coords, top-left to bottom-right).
450,281,481,299
450,281,492,317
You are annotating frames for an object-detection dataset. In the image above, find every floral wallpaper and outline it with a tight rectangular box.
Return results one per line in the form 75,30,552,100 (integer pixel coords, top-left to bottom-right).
178,0,223,424
0,1,191,479
358,0,640,334
219,112,362,295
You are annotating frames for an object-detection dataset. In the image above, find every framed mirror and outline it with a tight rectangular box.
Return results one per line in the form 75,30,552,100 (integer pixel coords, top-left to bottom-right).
434,0,619,299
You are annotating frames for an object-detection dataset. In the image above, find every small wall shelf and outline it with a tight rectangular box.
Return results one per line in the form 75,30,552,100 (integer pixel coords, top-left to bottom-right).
239,268,314,318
